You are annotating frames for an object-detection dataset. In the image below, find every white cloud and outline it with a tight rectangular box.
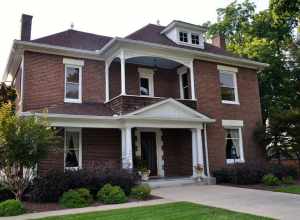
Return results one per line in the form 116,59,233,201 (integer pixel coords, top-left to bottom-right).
0,0,269,79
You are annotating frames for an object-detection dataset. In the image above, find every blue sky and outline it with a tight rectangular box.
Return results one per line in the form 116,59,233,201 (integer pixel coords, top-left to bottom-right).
0,0,269,79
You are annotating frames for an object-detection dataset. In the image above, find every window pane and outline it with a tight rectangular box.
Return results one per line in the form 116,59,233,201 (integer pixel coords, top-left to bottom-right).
65,131,80,168
221,87,235,101
220,72,234,88
225,129,240,159
66,83,79,99
191,34,199,45
183,87,189,99
66,67,79,83
179,32,188,42
182,73,188,87
140,78,149,96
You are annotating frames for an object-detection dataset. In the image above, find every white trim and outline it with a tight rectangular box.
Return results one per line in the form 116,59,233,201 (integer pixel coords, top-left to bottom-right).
161,21,208,35
64,127,82,170
203,124,210,177
105,61,109,102
120,50,126,95
217,65,238,73
64,64,82,103
189,61,196,100
138,68,154,97
222,120,244,127
121,127,133,169
219,70,239,105
63,58,84,66
134,128,164,177
20,54,24,112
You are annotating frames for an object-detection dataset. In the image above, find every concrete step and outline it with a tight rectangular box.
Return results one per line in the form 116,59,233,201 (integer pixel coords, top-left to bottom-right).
147,177,215,189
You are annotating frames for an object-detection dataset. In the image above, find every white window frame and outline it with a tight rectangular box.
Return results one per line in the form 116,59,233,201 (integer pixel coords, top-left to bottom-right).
177,66,189,99
218,65,239,105
138,68,154,97
64,128,82,170
179,31,188,43
63,58,84,103
222,120,245,164
191,33,200,45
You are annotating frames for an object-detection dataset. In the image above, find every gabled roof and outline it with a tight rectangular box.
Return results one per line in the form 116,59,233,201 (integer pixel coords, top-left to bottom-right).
32,29,112,51
123,98,215,123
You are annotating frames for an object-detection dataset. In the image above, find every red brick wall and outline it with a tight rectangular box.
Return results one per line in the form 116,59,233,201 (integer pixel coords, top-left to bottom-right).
23,52,105,111
162,129,193,177
194,60,264,171
38,128,121,175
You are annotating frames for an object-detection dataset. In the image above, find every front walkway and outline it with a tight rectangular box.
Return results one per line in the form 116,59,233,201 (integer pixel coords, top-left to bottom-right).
153,185,300,220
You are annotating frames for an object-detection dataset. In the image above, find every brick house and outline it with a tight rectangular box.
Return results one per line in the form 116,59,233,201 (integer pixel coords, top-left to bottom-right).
3,14,268,182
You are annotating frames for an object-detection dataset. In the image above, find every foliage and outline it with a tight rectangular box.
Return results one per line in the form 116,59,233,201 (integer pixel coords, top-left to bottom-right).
281,176,295,185
130,184,151,200
32,202,272,220
76,188,93,204
0,184,15,202
97,184,127,204
207,0,300,122
0,83,16,108
275,185,300,194
59,190,88,208
262,174,281,186
213,163,297,185
28,168,138,203
0,199,25,217
0,103,62,200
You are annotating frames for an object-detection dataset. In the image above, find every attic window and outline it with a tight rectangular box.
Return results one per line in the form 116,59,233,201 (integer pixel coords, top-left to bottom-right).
191,33,200,45
179,32,188,43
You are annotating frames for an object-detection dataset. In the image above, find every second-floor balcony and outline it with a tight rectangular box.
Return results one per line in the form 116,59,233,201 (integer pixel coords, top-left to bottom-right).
105,53,197,114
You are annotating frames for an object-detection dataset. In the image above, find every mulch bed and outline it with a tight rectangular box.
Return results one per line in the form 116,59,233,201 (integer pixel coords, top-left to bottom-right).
23,195,162,213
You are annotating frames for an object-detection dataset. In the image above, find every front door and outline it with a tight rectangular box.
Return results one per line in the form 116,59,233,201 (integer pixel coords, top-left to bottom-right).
140,132,157,176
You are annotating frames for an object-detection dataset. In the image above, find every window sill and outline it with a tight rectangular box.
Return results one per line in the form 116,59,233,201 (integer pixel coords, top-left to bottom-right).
226,159,245,164
64,99,82,104
222,100,240,105
64,167,80,171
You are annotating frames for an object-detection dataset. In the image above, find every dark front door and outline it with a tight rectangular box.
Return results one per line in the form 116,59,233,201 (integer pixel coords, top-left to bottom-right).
141,132,157,176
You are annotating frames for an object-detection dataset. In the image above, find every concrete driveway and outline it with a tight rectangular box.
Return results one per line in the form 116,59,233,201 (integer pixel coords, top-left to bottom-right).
152,185,300,220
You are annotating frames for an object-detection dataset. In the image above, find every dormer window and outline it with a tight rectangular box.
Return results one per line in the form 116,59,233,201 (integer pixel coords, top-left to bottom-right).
191,33,200,45
179,31,188,43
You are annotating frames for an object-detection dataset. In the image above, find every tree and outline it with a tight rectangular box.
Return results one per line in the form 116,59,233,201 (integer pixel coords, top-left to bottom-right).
207,0,299,122
0,103,62,200
0,83,16,107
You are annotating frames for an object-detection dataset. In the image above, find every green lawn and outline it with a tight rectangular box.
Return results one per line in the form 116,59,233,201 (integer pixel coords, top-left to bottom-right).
275,185,300,194
36,202,272,220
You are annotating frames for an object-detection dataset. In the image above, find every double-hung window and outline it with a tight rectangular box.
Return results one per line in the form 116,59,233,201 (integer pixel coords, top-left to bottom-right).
63,58,84,103
139,68,154,97
218,65,239,104
222,120,245,164
64,128,82,170
178,66,189,99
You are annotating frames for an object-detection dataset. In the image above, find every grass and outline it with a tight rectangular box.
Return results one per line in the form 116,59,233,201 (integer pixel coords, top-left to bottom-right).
275,185,300,194
36,202,272,220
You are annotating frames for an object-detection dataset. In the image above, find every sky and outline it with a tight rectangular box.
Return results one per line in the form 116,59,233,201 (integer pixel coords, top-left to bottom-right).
0,0,269,79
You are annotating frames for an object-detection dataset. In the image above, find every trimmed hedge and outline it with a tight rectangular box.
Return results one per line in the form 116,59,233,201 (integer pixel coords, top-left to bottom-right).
97,184,127,204
59,190,88,208
0,200,25,217
131,184,151,200
28,168,139,203
213,163,298,185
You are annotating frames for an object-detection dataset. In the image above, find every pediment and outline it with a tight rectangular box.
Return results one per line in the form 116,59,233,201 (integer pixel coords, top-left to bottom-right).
125,98,214,122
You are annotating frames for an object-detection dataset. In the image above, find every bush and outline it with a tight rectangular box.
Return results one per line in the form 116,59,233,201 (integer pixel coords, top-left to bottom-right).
97,184,127,204
281,176,295,185
59,190,88,208
0,184,15,202
0,199,25,217
266,164,298,179
28,168,138,202
131,184,151,200
262,174,281,186
76,188,93,204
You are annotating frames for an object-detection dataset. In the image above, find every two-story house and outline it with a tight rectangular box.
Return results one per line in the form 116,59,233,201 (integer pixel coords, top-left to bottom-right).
3,14,268,182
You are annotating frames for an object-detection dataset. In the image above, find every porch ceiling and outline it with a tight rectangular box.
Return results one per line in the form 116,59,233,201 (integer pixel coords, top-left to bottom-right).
126,56,181,70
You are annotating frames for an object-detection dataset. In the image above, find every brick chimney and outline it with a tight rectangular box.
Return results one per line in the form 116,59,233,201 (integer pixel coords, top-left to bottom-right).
212,34,226,50
20,14,33,41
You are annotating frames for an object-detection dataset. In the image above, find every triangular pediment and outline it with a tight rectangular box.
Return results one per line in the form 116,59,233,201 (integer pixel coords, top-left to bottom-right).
125,98,214,122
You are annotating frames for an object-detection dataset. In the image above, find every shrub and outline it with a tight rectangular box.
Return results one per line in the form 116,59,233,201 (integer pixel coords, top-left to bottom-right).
59,190,88,208
266,164,298,179
281,176,295,185
28,168,138,202
0,199,25,217
97,184,127,204
76,188,93,204
262,174,281,186
131,184,151,200
0,184,15,202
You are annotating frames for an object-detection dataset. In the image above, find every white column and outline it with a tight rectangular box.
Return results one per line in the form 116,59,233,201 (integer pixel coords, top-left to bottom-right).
189,60,196,100
121,127,133,169
105,61,109,102
203,124,211,177
120,50,126,95
196,128,204,166
191,129,198,177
